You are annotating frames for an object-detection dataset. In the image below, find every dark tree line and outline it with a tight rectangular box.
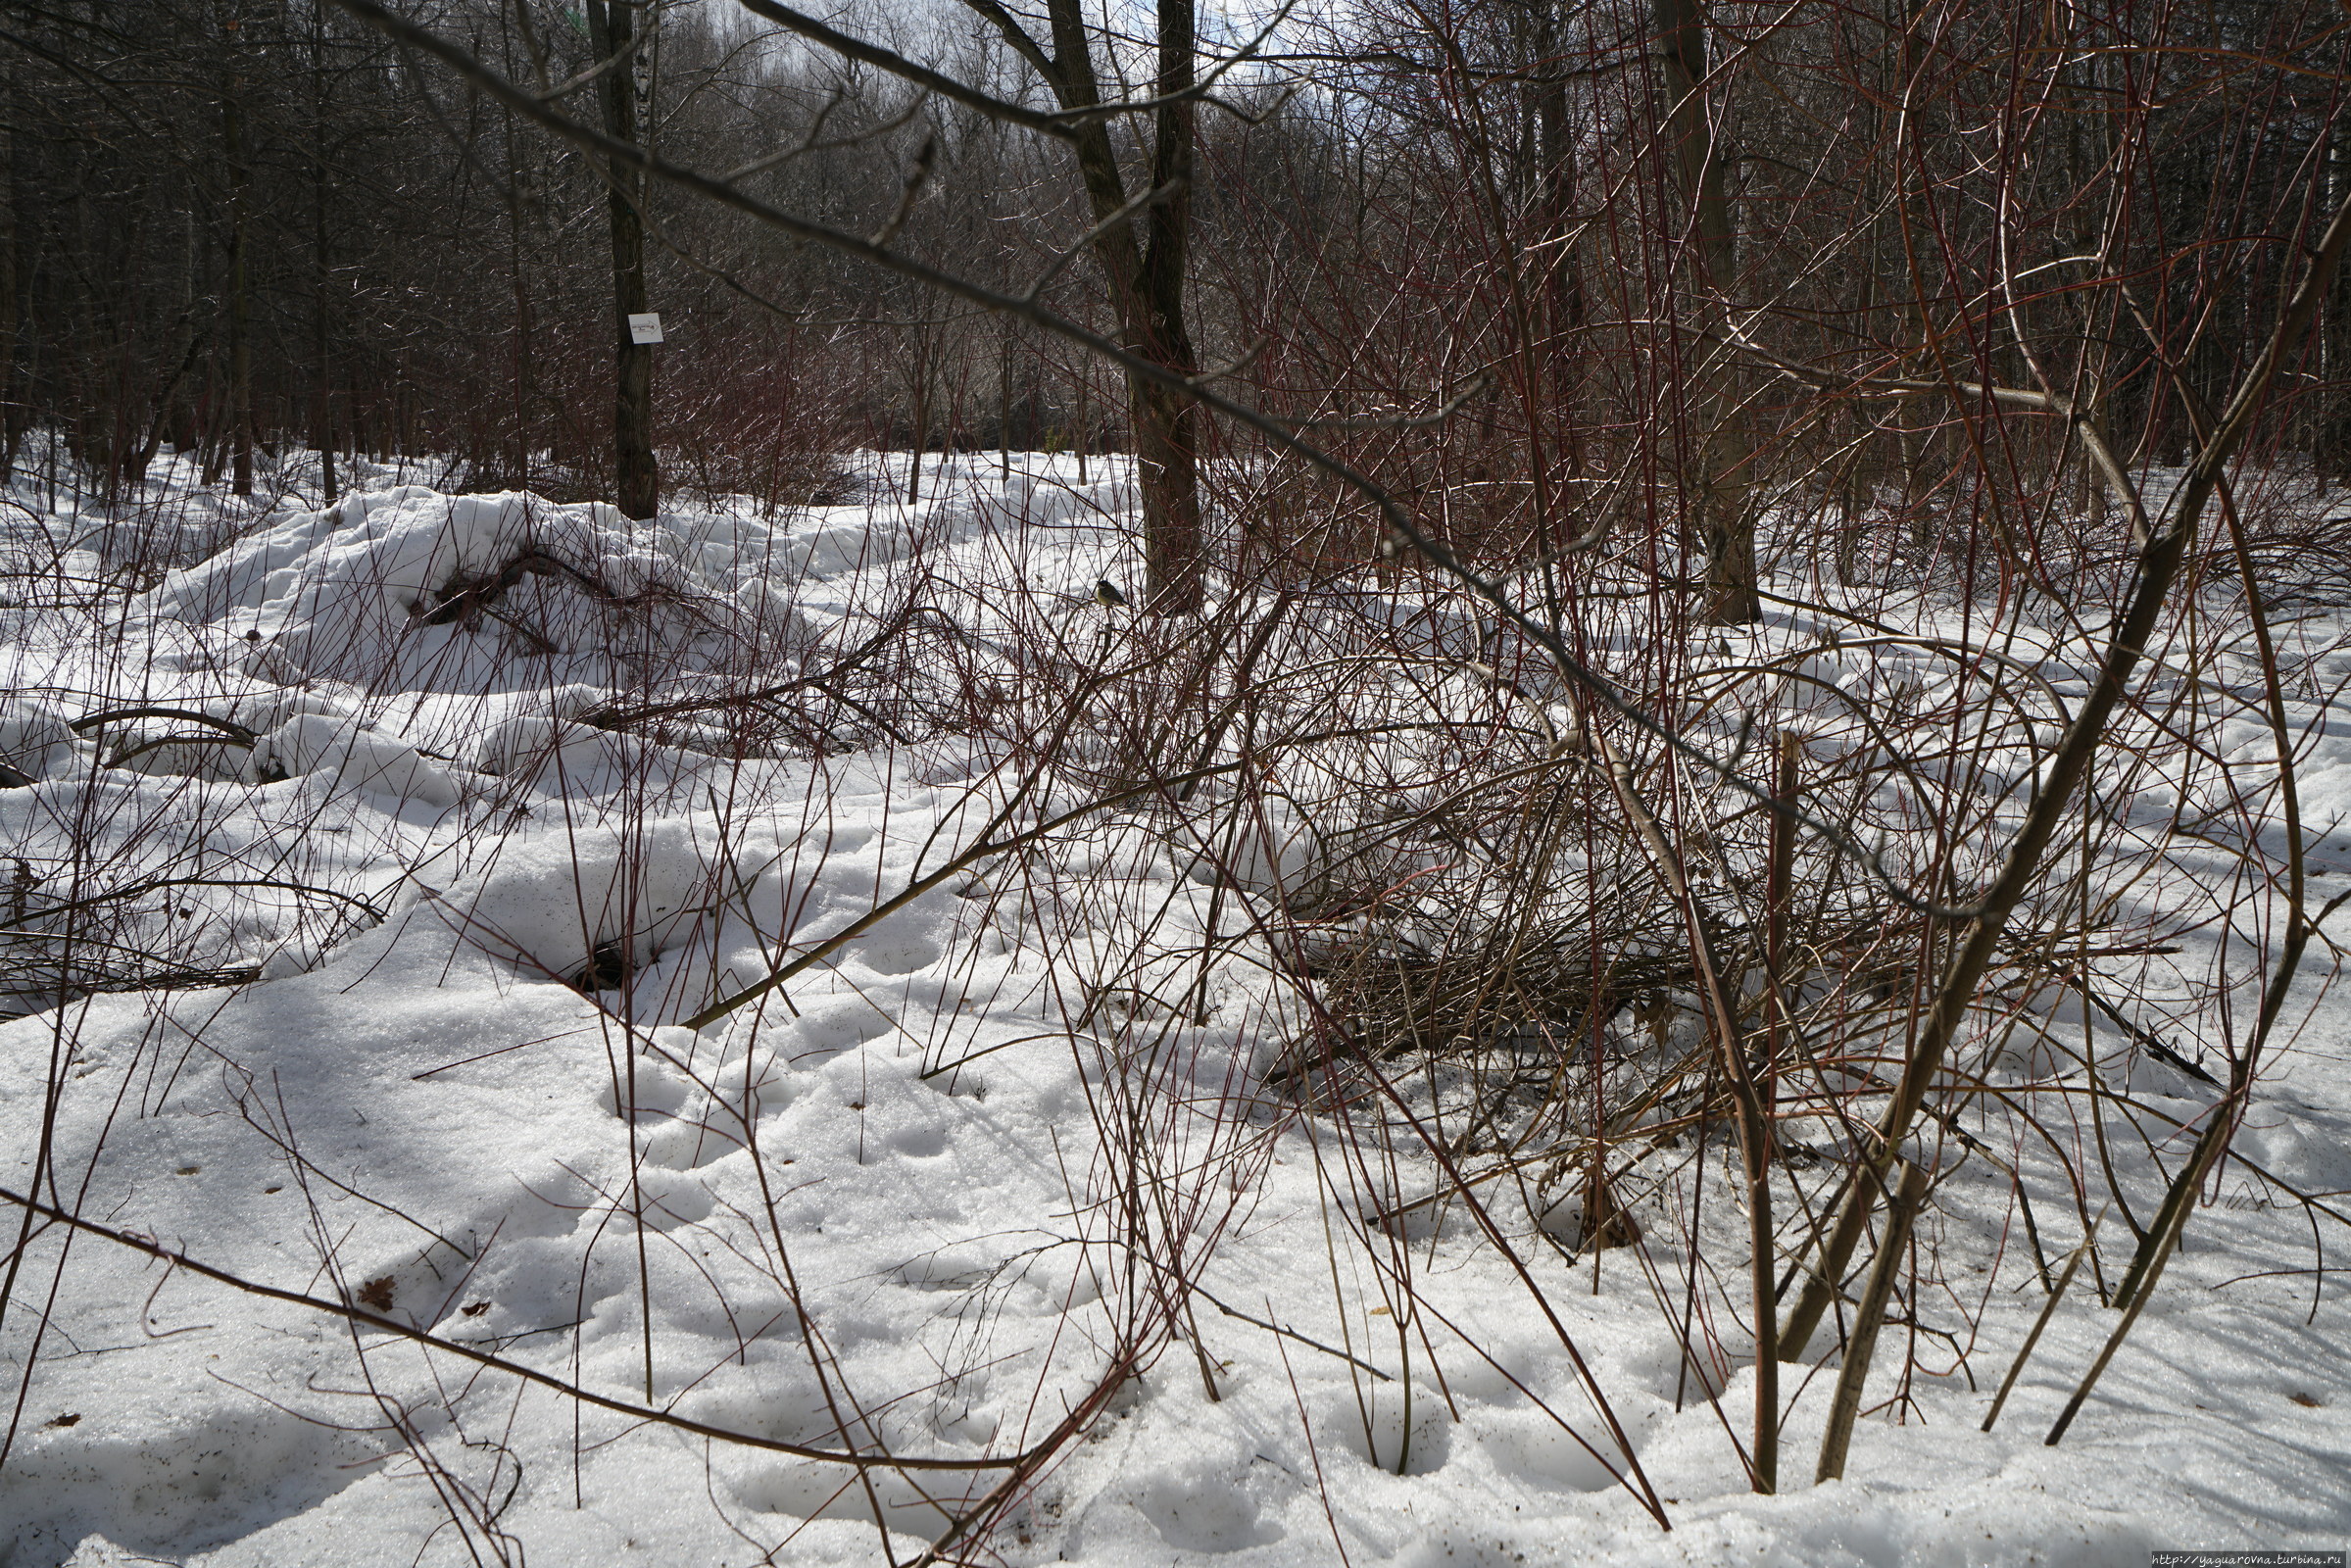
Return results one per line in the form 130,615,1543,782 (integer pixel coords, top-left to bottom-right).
5,0,2349,616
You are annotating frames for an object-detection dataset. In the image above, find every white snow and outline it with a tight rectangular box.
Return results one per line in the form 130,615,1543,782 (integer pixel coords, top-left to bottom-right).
1,448,2347,1567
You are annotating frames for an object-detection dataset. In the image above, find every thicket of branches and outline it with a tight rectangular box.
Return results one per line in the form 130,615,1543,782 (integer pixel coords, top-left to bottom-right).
8,0,2351,1554
13,0,2350,537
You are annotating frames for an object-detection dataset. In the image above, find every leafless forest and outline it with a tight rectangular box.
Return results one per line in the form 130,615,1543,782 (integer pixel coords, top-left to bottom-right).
3,0,2351,1560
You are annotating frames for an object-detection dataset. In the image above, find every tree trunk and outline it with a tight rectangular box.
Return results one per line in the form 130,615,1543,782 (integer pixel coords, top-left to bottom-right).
907,334,928,507
503,98,536,494
2318,116,2351,485
1132,0,1203,612
130,321,201,488
1654,0,1757,623
222,9,254,498
1016,0,1203,612
586,0,659,520
1534,3,1586,486
0,54,18,485
311,6,337,504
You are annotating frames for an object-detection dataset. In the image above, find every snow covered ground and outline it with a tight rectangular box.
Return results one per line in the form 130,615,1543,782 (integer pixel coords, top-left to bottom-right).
2,447,2348,1567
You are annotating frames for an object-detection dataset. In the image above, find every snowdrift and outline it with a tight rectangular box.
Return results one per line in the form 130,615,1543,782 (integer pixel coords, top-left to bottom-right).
3,455,2347,1568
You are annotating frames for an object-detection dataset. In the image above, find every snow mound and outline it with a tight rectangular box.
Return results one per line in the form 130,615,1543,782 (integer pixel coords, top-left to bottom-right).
244,711,461,808
134,487,726,689
450,819,711,980
0,697,76,782
334,818,726,991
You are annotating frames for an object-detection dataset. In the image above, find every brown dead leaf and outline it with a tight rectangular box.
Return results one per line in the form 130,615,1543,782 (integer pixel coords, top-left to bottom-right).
356,1276,396,1312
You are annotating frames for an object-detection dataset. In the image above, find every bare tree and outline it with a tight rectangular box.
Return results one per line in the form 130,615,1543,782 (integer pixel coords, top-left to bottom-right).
1653,0,1755,623
9,3,2351,1554
966,0,1206,610
585,0,660,518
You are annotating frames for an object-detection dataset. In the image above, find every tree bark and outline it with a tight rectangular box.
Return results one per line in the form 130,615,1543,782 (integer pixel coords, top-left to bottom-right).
222,8,254,498
989,0,1203,612
1132,0,1203,611
1654,0,1757,623
311,3,338,503
0,53,18,484
586,0,658,519
2318,116,2351,484
1533,2,1586,484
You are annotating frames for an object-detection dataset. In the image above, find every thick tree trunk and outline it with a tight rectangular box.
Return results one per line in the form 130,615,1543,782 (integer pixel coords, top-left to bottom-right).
586,0,658,520
1025,0,1203,612
1654,0,1757,624
1132,0,1203,612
